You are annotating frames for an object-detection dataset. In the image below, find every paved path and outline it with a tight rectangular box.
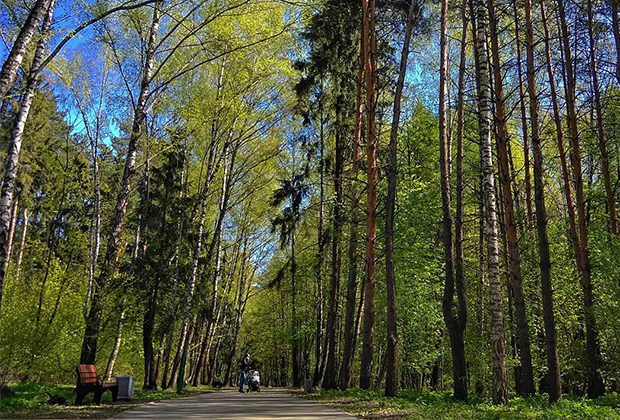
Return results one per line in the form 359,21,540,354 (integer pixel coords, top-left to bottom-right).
115,388,355,419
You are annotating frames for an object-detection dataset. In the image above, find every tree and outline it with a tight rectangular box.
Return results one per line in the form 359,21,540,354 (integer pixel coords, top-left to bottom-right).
271,153,310,388
340,55,364,392
0,0,57,318
0,0,164,320
441,0,468,401
556,0,605,398
471,0,509,404
586,0,617,235
0,0,52,104
525,0,561,402
80,1,163,363
611,0,620,84
512,1,533,228
385,0,418,398
359,0,378,390
488,0,534,396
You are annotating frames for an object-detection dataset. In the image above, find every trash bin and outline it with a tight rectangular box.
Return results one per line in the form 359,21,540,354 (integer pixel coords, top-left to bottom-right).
304,378,313,393
116,375,135,400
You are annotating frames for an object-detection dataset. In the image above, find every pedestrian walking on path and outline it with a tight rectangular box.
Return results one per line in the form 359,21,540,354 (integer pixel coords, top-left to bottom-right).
239,353,251,392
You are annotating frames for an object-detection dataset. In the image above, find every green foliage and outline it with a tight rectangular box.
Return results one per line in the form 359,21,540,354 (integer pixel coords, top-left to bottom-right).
312,388,620,419
394,104,443,373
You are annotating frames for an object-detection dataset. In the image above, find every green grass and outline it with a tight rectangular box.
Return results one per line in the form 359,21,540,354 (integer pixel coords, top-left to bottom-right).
308,388,620,419
0,381,213,419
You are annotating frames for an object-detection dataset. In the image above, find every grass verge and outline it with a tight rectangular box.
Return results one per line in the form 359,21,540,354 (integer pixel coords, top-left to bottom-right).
305,388,620,419
0,381,212,419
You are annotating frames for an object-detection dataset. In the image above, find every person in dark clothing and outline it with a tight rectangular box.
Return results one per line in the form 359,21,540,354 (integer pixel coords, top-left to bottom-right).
239,353,251,392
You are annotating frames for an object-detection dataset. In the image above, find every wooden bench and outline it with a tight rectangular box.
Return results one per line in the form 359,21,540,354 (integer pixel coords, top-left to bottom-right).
75,364,118,405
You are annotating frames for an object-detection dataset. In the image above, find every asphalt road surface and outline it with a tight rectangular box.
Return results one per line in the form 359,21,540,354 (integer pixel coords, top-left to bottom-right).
115,387,355,419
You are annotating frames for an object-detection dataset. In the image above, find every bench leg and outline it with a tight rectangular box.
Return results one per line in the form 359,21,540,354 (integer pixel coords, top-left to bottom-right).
111,386,119,402
75,389,89,405
94,389,103,404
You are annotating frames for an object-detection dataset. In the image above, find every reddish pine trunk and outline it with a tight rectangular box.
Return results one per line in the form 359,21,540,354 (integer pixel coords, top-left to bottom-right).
359,0,378,390
611,0,620,84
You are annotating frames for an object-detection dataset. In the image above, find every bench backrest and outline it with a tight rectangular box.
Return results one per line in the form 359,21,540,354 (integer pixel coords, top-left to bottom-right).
77,364,98,385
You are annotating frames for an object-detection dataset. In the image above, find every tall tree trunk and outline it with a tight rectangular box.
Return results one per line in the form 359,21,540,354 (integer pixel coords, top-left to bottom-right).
143,275,160,389
611,0,620,84
192,159,229,385
103,200,141,382
0,0,52,103
154,340,164,385
105,298,126,381
439,0,456,400
291,233,301,387
512,2,533,228
540,1,581,284
587,0,617,235
323,89,345,390
168,58,227,388
454,0,469,398
470,0,486,359
168,173,208,388
5,197,18,271
191,233,223,385
0,0,56,318
84,106,102,319
488,0,534,396
224,236,250,386
141,157,160,391
385,0,417,398
359,0,377,390
191,140,235,386
188,318,204,383
160,167,186,389
556,0,605,398
15,208,27,281
473,0,509,404
313,104,325,387
278,288,288,387
340,48,364,392
80,2,161,363
442,0,469,401
207,333,224,384
524,0,562,403
208,259,238,384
